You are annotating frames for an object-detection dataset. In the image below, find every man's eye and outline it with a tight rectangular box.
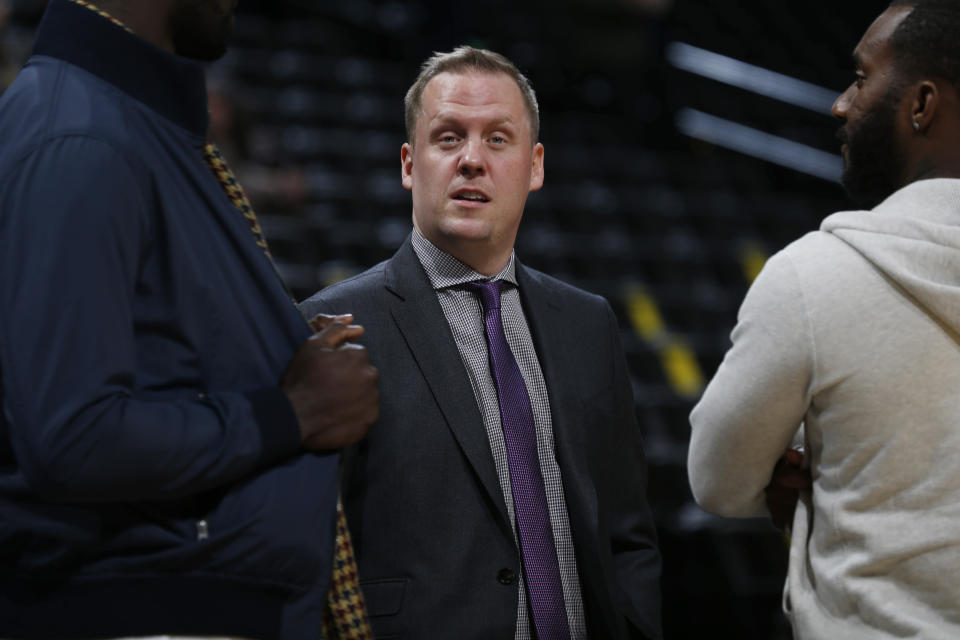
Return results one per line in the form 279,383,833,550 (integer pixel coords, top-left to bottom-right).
855,74,866,88
490,136,506,144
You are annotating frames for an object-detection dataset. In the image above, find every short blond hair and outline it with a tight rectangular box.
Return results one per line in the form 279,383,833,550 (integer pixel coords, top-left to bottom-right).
404,45,540,144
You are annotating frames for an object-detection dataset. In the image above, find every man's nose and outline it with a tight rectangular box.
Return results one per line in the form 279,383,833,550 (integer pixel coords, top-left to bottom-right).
832,84,854,120
458,138,486,177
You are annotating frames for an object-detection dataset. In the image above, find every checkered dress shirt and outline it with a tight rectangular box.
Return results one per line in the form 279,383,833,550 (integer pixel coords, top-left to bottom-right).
411,229,586,639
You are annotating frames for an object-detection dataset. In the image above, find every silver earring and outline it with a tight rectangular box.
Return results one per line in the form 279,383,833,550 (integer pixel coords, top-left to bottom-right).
913,119,921,131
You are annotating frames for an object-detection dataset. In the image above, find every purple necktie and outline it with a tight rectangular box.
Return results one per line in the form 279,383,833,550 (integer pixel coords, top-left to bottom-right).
463,280,571,640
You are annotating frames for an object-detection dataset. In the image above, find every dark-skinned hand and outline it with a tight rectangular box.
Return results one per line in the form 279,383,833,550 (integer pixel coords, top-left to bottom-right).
765,448,811,532
282,314,379,451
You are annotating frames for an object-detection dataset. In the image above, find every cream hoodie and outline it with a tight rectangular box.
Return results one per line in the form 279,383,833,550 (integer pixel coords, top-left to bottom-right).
689,179,960,639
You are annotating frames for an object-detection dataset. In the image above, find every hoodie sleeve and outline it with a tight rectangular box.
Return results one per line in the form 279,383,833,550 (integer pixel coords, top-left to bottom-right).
688,249,814,517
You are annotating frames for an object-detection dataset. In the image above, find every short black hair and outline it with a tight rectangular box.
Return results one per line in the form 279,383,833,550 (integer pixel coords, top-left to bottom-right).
887,0,960,90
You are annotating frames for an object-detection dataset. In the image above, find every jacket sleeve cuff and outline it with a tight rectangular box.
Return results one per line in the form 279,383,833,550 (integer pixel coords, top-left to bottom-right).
244,387,302,461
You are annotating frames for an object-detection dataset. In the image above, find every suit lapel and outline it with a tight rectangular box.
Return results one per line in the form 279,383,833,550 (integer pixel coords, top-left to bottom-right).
518,264,609,613
517,264,599,530
385,240,511,529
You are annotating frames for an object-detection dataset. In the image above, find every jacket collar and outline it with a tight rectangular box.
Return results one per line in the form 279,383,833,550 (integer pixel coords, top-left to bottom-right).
33,0,209,137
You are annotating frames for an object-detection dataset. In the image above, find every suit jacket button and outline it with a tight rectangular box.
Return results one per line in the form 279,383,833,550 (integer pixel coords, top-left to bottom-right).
497,568,516,585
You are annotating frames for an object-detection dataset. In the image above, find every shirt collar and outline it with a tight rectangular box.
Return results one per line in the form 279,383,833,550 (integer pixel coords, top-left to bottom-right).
410,228,518,291
32,0,210,137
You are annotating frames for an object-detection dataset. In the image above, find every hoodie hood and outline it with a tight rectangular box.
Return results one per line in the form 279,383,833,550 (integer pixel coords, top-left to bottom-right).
821,178,960,334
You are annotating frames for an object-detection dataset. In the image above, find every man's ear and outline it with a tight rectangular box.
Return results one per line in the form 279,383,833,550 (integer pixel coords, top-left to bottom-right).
909,80,939,133
529,143,545,192
401,142,414,191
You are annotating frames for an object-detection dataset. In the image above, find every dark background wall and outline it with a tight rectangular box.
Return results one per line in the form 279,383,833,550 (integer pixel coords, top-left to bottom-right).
1,1,888,637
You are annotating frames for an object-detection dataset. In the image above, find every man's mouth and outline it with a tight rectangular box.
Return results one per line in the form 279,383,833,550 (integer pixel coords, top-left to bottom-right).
452,191,490,203
836,126,848,146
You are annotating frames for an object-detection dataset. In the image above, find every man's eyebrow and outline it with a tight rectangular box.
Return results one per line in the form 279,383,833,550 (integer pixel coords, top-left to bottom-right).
486,117,516,129
852,51,863,68
430,115,460,126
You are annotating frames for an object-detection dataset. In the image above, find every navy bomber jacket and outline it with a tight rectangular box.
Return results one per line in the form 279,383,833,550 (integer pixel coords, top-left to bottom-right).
0,2,337,637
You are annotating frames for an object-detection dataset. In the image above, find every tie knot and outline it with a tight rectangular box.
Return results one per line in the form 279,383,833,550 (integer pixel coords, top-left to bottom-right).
461,280,507,313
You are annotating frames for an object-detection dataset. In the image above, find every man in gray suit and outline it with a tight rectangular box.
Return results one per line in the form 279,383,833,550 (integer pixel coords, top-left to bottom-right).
302,46,661,640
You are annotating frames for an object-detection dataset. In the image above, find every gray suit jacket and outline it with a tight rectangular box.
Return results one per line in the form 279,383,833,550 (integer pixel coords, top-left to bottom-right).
301,236,662,640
